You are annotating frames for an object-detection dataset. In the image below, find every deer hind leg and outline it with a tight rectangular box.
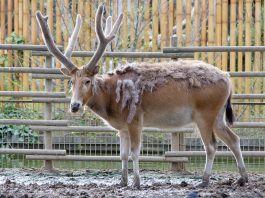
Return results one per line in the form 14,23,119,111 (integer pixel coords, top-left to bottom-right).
119,130,130,187
195,116,218,188
128,117,142,189
213,109,248,186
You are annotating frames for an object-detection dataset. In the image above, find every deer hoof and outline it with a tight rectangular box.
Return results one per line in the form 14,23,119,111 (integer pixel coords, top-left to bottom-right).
119,171,128,187
132,174,140,189
236,176,248,186
195,181,209,188
119,179,128,187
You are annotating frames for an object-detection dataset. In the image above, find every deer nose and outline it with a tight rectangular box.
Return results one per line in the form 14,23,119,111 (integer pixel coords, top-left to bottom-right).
71,103,80,113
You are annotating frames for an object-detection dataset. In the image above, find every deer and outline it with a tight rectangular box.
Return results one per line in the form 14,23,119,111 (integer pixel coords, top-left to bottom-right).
36,5,248,189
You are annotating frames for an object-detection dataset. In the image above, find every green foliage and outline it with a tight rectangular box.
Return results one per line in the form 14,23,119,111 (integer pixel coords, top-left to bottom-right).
0,32,25,67
6,32,25,44
0,104,40,148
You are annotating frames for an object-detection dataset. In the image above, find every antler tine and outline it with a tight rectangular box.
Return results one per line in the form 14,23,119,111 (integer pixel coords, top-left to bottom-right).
104,16,112,36
36,11,78,74
84,5,123,75
64,14,82,61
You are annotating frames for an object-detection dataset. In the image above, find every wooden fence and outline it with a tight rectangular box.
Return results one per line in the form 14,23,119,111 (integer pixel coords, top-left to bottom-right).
0,44,265,171
0,0,265,95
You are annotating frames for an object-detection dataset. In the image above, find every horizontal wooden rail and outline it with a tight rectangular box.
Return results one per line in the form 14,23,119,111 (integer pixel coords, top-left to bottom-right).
30,126,194,133
29,122,265,133
0,91,66,98
0,67,61,74
0,98,71,103
0,92,265,105
32,51,194,58
233,122,265,128
0,44,63,51
2,67,265,78
25,155,188,162
0,119,69,126
229,72,265,77
233,94,265,99
0,149,66,155
0,100,263,105
32,74,68,79
165,151,265,157
163,46,265,53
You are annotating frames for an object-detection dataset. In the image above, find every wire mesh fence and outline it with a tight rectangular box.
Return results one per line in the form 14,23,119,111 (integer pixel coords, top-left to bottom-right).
1,101,264,173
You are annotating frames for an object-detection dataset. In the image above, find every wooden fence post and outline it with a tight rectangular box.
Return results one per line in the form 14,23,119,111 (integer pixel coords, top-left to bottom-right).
43,55,54,170
170,36,185,171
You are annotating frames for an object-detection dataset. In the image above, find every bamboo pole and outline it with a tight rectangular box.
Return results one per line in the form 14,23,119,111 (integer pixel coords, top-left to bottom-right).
56,0,62,92
18,0,23,90
7,0,13,91
245,0,252,121
0,0,5,91
201,0,206,61
72,0,77,18
143,0,150,52
14,0,19,91
185,0,191,47
215,0,222,68
23,0,29,91
77,0,84,67
254,0,261,116
39,0,45,91
221,0,228,71
31,0,37,91
237,0,243,94
230,0,236,72
193,0,199,60
90,2,95,50
176,0,182,47
208,0,215,64
152,0,158,51
85,1,91,51
160,0,168,49
261,0,265,114
130,0,135,49
230,0,236,100
63,0,69,92
168,0,174,42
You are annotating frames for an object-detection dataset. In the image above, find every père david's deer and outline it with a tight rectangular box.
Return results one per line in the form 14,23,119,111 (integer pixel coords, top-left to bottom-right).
36,5,248,188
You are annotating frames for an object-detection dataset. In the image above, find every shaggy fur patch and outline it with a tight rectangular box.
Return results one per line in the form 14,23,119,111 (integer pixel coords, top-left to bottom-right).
113,60,229,123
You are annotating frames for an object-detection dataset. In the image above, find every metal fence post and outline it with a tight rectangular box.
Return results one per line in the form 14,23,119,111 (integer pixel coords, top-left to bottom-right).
170,36,186,171
43,55,53,170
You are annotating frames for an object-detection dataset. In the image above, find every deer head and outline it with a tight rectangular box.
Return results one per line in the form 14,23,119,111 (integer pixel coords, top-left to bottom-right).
36,5,123,113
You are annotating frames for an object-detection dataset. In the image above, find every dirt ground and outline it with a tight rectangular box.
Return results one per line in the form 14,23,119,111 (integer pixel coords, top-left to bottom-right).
0,169,264,198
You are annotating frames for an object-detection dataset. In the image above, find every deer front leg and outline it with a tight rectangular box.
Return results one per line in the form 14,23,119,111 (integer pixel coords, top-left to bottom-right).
119,130,130,187
128,116,142,189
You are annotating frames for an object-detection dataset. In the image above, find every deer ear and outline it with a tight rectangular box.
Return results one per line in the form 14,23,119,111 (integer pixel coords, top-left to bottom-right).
60,68,71,76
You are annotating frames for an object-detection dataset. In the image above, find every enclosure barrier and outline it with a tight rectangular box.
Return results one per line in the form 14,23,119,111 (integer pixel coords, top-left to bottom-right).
0,149,66,155
0,91,66,98
1,44,265,172
165,151,265,157
25,155,188,163
0,119,69,126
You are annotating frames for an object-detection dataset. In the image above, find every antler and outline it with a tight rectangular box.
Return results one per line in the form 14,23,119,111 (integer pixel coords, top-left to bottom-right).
64,15,82,61
83,5,123,75
36,11,81,74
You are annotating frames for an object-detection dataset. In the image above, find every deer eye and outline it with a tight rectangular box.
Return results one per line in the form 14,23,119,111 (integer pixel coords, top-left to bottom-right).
84,80,91,85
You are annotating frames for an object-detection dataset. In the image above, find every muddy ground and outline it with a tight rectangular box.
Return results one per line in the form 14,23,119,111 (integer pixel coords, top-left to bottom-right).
0,169,264,198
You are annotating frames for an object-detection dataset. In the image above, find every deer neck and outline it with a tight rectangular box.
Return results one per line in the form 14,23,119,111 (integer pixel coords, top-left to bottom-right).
86,76,111,120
